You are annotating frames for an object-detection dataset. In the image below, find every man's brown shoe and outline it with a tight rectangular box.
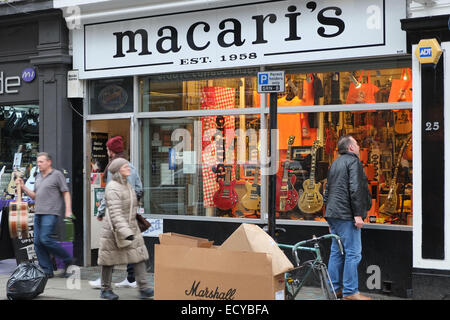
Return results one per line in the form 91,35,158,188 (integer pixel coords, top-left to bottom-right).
335,290,343,299
342,292,372,300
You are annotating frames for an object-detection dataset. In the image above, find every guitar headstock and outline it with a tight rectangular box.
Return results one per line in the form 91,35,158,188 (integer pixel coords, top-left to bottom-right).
288,136,295,147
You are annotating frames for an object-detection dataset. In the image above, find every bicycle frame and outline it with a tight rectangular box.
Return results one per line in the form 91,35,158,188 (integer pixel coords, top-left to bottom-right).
278,234,344,300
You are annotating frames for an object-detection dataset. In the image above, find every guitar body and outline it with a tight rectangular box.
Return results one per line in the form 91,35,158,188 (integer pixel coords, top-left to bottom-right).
298,179,323,214
394,110,412,134
241,181,260,211
213,180,239,210
380,184,398,215
276,174,299,212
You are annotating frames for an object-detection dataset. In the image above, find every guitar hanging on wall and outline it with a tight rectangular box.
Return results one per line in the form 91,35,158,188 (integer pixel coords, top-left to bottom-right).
276,136,299,212
379,134,412,215
241,167,261,211
212,115,239,211
213,165,239,210
298,140,324,214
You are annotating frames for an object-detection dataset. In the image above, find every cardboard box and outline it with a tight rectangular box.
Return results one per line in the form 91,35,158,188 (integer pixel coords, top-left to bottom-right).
219,223,293,276
154,224,293,300
159,232,214,248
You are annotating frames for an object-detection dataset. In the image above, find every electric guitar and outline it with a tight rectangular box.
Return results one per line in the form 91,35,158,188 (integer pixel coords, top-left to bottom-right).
298,140,324,214
241,167,261,211
7,145,23,196
276,136,299,212
379,134,412,215
213,165,239,210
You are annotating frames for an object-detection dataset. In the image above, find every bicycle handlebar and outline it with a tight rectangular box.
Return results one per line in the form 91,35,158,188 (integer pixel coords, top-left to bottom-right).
284,234,344,267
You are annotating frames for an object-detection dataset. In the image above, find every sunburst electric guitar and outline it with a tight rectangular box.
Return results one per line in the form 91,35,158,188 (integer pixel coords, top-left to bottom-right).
298,140,323,214
241,167,261,211
276,136,299,212
379,135,412,215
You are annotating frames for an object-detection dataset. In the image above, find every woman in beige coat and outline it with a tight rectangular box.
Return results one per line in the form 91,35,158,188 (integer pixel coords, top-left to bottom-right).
98,158,153,300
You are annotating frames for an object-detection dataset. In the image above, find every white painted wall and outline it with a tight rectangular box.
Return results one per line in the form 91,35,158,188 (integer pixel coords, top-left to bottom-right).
412,42,450,270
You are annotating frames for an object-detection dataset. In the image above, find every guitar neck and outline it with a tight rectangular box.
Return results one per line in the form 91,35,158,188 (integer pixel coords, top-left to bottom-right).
309,149,317,188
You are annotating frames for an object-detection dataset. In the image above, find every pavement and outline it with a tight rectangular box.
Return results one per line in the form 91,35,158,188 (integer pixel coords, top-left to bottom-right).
0,259,409,300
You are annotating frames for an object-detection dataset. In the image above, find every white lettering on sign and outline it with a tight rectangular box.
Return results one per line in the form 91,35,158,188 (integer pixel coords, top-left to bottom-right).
0,72,21,94
76,0,406,78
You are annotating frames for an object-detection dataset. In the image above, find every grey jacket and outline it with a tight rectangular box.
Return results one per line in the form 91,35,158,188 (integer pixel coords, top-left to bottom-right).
97,161,142,218
323,152,372,221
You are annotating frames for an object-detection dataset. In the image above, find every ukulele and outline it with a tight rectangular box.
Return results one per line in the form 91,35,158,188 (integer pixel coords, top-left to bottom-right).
213,165,239,210
241,167,261,211
298,140,324,214
276,136,299,212
379,134,412,215
9,171,30,239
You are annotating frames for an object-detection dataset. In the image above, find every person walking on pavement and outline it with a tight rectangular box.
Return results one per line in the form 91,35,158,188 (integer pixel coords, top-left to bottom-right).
89,136,143,289
98,158,153,300
16,152,75,278
323,135,372,300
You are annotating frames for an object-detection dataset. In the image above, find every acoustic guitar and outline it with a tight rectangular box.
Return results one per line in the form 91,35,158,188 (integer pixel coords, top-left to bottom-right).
298,140,324,214
213,165,239,210
241,167,261,211
276,136,299,212
394,110,412,135
379,134,412,215
9,171,30,239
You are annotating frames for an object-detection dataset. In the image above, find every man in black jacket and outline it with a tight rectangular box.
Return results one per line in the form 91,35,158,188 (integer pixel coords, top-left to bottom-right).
324,135,372,300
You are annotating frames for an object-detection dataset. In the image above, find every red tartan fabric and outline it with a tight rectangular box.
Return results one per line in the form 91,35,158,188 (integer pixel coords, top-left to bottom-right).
201,87,236,207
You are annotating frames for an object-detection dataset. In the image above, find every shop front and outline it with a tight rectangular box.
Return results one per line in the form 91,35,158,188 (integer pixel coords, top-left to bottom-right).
68,0,413,297
0,6,74,262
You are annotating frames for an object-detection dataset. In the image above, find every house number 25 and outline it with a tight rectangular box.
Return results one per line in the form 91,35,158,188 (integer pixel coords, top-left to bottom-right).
425,121,440,131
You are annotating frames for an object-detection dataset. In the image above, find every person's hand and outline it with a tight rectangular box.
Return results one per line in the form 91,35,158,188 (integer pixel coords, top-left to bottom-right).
15,178,24,188
65,211,74,219
354,216,364,229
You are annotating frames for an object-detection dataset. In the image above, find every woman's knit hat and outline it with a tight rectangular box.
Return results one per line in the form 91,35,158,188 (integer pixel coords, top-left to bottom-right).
106,136,124,154
108,158,128,174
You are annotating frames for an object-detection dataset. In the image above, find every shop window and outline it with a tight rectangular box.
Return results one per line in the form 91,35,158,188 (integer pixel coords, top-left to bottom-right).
0,105,39,197
139,69,260,112
89,77,134,114
277,68,412,106
277,110,412,226
138,65,413,226
140,115,261,218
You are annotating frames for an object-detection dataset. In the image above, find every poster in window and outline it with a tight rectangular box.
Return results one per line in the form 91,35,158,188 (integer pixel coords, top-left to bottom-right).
91,132,109,173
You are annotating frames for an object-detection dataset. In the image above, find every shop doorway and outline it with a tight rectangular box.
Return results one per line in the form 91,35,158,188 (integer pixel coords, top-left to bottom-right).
85,119,131,262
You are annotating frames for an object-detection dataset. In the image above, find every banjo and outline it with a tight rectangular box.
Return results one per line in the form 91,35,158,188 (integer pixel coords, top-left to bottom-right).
9,171,31,239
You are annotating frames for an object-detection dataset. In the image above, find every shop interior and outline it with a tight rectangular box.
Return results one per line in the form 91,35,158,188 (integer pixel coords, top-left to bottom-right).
0,104,39,199
136,67,414,225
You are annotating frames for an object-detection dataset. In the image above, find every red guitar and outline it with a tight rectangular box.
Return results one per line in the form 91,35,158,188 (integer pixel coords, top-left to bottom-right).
213,165,239,210
276,136,299,212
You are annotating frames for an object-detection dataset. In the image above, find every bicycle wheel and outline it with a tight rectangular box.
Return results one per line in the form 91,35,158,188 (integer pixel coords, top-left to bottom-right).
318,263,337,300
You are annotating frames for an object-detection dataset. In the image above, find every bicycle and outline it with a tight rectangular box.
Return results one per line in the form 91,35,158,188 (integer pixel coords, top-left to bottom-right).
278,234,344,300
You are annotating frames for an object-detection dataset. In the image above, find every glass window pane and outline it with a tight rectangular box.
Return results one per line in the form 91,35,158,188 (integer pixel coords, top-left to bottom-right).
89,77,134,114
0,104,39,197
139,69,260,112
140,114,261,218
276,68,412,107
276,110,412,226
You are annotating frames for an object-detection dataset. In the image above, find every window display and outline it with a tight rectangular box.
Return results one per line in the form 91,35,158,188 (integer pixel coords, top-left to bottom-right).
0,105,39,199
139,66,413,225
